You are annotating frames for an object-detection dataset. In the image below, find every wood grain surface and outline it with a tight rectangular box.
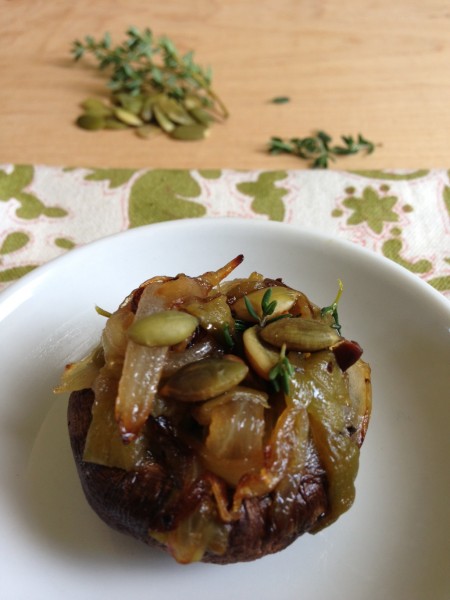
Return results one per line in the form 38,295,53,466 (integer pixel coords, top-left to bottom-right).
1,0,450,170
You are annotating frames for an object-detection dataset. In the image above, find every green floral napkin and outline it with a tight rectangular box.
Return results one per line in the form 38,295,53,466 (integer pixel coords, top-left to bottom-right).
1,164,449,298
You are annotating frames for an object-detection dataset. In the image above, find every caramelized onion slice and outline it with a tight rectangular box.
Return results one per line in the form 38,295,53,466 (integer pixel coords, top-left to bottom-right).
288,350,361,531
54,345,104,394
150,495,229,564
197,254,244,288
115,283,168,441
346,359,372,447
84,372,147,470
231,405,309,515
193,387,268,486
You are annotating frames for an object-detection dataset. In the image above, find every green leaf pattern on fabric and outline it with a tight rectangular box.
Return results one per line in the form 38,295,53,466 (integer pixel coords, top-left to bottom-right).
0,265,37,283
237,171,288,221
382,238,432,273
443,185,450,217
0,165,68,219
55,237,76,250
352,169,430,181
331,172,450,294
128,169,206,226
84,168,137,188
342,186,399,234
0,232,30,255
0,165,448,298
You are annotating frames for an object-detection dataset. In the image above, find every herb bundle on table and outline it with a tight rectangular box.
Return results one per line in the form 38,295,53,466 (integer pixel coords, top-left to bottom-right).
72,27,228,141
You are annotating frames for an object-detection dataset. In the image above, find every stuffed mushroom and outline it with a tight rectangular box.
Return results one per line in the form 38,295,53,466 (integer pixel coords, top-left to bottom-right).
56,255,372,564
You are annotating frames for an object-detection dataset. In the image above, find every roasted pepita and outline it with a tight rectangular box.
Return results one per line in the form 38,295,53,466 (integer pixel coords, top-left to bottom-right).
160,357,249,402
153,104,176,132
243,325,280,380
76,114,105,130
261,317,341,351
114,93,144,115
170,124,208,141
114,107,144,127
160,96,196,125
190,107,213,125
135,124,159,138
81,97,113,117
233,287,298,322
140,95,156,122
103,117,129,130
128,310,199,347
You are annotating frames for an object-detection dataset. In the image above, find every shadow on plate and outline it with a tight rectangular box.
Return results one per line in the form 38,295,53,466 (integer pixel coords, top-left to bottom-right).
22,395,180,572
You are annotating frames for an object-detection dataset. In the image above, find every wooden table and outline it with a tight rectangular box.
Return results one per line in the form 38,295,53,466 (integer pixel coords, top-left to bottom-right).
2,0,450,170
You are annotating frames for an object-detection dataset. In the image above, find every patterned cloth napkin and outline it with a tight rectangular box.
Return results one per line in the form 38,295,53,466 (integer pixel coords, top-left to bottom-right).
1,164,449,299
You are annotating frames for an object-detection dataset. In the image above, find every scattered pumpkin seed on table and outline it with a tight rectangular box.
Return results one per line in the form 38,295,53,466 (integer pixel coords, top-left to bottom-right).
71,26,228,141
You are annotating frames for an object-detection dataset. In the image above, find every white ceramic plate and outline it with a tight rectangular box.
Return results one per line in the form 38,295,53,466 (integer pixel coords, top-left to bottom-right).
0,218,449,600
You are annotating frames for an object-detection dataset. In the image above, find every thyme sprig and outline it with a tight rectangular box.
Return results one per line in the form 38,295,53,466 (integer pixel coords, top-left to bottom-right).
244,288,291,328
244,288,277,327
72,27,227,115
71,27,227,138
320,279,344,335
269,344,295,394
268,131,376,168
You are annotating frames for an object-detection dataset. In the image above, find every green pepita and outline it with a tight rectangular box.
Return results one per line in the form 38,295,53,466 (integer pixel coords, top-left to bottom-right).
170,124,208,141
135,124,159,139
189,107,213,125
233,287,298,322
128,310,199,347
103,117,129,130
160,358,249,402
114,107,144,127
140,95,156,122
260,317,341,352
114,93,144,115
81,98,113,117
76,114,105,130
153,104,176,132
159,96,195,125
183,94,203,111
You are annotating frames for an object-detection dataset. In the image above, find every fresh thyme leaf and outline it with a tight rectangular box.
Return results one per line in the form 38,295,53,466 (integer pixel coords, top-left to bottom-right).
234,319,249,332
268,344,294,394
222,322,234,349
321,279,344,335
270,96,290,104
261,288,276,316
268,131,377,168
240,288,293,328
244,295,261,322
71,26,228,139
95,305,112,318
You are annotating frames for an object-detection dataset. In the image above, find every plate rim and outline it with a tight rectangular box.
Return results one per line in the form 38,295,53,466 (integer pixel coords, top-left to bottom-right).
1,217,449,313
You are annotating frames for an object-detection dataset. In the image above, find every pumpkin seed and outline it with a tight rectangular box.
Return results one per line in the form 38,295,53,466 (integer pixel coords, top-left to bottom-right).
128,310,199,347
260,317,341,351
140,95,155,122
135,124,159,139
233,287,298,322
76,114,105,130
243,325,280,380
114,93,144,115
81,98,112,117
170,124,208,141
114,107,144,127
160,357,249,402
184,94,203,111
153,104,176,132
159,96,195,125
104,117,129,130
190,107,213,125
